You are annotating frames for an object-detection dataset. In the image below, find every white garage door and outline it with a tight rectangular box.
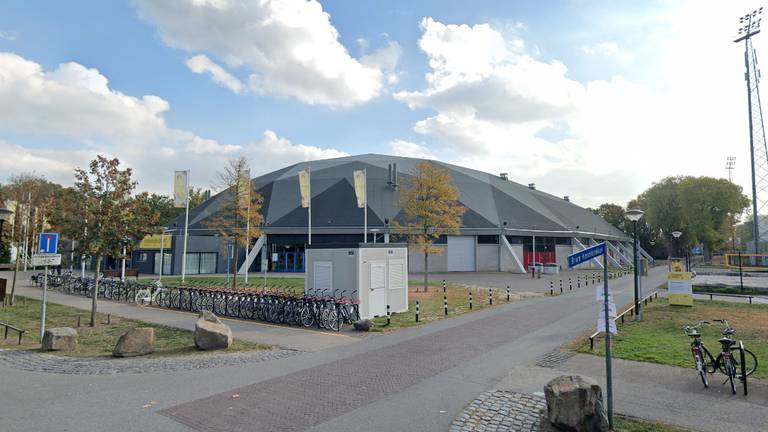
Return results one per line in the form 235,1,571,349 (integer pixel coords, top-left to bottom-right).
448,236,476,271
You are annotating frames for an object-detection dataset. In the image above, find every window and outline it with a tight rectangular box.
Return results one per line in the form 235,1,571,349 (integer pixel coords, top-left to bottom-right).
138,252,148,262
477,235,499,244
200,253,217,274
185,253,200,275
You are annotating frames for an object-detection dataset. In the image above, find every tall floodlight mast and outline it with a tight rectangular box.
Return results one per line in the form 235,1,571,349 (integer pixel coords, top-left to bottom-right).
735,7,768,253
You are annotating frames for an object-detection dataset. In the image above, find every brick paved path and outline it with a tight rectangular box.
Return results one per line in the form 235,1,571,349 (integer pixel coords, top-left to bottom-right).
450,391,548,432
160,267,661,432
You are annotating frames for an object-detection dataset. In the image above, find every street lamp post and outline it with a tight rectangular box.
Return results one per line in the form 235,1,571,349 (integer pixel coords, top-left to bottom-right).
625,209,644,321
672,230,683,270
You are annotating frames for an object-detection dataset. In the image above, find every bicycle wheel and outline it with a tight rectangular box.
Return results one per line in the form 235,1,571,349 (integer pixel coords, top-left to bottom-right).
732,347,758,377
693,351,709,388
327,309,340,331
727,360,737,394
300,306,315,327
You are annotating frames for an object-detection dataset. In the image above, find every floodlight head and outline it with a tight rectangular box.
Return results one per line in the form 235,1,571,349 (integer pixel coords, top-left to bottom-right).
625,208,644,222
672,230,682,238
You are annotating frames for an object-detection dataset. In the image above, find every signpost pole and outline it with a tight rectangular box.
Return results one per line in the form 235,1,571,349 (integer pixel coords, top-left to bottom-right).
603,250,613,429
40,265,48,340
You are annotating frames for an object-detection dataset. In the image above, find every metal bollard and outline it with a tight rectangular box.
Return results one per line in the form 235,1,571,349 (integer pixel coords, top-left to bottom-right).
549,281,553,292
444,296,448,316
442,279,446,294
469,291,473,310
577,277,581,289
107,314,111,325
489,288,493,305
77,316,81,327
415,301,420,322
559,279,563,292
506,286,510,302
569,278,572,291
387,304,391,326
550,288,554,296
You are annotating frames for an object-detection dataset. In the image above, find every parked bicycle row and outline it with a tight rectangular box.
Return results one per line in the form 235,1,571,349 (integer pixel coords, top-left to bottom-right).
31,272,361,332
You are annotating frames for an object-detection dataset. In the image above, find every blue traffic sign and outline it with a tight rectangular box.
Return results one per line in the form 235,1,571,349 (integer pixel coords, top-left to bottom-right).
568,242,606,268
38,232,59,254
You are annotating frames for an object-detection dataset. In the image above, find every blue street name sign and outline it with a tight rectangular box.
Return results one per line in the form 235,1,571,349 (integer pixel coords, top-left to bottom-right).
568,242,606,268
38,232,59,254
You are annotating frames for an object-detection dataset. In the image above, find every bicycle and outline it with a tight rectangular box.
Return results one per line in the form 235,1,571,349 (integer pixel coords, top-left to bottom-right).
683,321,715,388
134,280,165,306
712,319,758,395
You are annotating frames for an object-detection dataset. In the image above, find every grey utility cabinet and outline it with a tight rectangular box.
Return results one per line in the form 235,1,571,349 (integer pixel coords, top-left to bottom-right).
305,244,409,319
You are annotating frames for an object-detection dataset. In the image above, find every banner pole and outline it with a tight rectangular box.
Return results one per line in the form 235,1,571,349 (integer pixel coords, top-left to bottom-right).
308,167,312,246
363,168,367,243
181,170,190,282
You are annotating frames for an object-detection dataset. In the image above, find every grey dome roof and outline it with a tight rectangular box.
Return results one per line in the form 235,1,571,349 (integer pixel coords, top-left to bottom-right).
168,154,628,240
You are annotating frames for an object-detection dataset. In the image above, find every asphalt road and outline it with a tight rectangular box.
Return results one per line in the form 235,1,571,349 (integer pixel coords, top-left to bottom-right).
1,268,667,432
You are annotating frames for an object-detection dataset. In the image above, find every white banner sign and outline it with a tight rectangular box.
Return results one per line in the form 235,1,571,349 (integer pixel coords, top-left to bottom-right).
298,170,311,208
597,314,618,334
31,253,62,267
173,170,188,208
353,170,366,208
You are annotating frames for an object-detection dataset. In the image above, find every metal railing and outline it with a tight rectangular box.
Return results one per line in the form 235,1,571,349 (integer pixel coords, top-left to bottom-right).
589,291,659,350
1,321,26,345
695,291,757,304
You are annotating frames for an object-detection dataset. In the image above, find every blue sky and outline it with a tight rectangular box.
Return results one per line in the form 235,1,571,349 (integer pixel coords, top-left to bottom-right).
0,0,764,207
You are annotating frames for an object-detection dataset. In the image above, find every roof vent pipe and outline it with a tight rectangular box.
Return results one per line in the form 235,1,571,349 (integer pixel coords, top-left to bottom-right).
500,173,508,180
563,195,570,202
528,183,536,190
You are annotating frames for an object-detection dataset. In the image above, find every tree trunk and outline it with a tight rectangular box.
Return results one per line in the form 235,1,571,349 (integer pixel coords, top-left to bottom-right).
423,250,428,293
10,247,20,306
90,255,102,327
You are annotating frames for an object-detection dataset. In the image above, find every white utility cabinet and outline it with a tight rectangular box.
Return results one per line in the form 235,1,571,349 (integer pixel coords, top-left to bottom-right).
305,244,409,319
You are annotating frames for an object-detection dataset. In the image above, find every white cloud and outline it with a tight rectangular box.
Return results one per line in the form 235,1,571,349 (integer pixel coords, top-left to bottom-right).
0,52,348,192
246,130,349,165
0,30,17,41
388,139,436,159
186,54,244,94
580,41,619,56
135,0,400,107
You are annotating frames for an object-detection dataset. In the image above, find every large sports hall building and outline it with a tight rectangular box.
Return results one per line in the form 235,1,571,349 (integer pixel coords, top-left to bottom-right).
132,154,648,276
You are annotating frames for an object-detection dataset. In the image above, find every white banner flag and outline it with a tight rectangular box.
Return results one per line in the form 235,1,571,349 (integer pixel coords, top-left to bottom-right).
298,170,311,208
353,170,366,208
173,171,188,208
597,315,618,334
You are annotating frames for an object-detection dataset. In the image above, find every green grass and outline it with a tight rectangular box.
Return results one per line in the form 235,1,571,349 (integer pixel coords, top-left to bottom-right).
0,297,268,357
576,298,768,379
371,282,543,331
614,415,690,432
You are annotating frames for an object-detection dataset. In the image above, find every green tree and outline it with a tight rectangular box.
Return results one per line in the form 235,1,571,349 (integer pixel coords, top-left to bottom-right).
51,156,159,326
395,162,466,293
204,157,263,290
635,176,749,257
147,188,208,225
589,203,627,232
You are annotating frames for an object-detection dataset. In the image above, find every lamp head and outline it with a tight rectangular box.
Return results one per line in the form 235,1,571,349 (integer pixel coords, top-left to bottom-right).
624,208,644,222
672,231,682,238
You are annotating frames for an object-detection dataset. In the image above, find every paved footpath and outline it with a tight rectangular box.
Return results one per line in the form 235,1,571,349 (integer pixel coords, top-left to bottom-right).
1,268,681,432
4,272,359,352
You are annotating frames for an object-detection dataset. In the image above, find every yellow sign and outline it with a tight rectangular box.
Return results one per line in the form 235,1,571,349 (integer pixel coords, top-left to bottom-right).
139,235,171,250
353,169,366,208
668,271,693,306
298,170,311,208
670,260,684,272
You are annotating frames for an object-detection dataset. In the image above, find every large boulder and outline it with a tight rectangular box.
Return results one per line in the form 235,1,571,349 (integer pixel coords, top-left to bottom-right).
544,375,609,432
353,319,374,332
41,327,78,352
194,310,233,350
113,327,155,357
